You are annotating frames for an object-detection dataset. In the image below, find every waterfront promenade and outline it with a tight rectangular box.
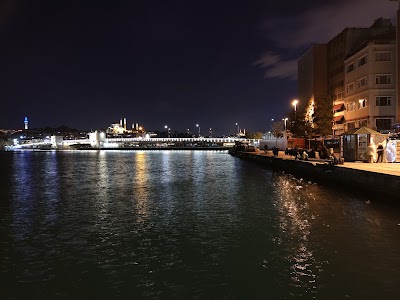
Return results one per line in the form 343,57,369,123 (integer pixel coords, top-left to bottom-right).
235,149,400,199
254,150,400,176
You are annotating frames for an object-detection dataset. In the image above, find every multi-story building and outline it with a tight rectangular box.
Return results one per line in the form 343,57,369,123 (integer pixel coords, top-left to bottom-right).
342,35,396,132
298,44,327,124
299,18,396,136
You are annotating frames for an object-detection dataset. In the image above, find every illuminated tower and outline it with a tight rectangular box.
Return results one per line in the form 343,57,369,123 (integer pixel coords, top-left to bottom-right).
24,116,28,130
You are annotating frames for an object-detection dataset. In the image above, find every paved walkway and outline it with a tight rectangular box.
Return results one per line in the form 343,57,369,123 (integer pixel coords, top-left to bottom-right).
251,150,400,177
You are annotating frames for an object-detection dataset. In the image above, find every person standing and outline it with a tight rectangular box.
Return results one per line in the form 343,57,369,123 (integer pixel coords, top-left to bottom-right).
376,143,384,163
365,143,375,163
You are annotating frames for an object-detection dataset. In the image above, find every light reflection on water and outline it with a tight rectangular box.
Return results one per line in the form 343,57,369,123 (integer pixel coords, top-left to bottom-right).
0,151,400,299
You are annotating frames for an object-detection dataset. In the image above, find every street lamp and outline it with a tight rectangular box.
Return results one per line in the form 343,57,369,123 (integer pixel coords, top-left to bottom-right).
292,99,298,121
164,125,170,138
196,124,200,137
235,122,239,135
282,118,288,129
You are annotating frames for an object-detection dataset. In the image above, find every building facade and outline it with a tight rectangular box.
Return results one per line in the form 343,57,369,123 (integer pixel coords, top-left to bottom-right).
298,44,328,120
299,18,396,136
342,41,396,133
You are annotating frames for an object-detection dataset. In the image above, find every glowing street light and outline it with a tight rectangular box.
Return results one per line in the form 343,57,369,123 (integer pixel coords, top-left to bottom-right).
164,125,170,138
196,124,200,137
282,118,288,129
292,99,298,116
235,122,239,135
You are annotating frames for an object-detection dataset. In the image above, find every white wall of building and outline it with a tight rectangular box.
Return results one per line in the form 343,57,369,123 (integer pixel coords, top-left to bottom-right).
344,42,396,132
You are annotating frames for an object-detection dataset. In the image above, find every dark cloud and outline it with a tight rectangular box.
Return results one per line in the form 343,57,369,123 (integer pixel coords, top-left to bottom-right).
256,0,398,79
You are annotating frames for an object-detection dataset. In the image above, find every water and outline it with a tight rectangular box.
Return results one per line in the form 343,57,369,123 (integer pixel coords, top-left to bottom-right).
0,150,399,299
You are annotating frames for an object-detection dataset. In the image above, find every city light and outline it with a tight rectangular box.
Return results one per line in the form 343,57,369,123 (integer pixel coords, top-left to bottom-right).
292,99,299,127
282,118,288,129
292,99,298,111
196,124,200,137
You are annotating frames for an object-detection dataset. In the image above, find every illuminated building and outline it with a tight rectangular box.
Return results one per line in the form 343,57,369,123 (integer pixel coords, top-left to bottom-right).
298,18,396,135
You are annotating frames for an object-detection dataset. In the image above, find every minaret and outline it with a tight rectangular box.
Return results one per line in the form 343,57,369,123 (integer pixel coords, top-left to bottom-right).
24,116,28,130
123,118,127,131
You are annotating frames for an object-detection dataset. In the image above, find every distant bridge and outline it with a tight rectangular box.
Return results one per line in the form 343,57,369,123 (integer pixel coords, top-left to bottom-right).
10,135,260,150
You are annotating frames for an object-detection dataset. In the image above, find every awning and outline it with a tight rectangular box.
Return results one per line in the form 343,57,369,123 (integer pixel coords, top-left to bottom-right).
333,115,344,123
333,103,344,111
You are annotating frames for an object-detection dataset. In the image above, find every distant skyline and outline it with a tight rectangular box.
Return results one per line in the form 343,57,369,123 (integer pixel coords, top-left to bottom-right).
0,0,397,135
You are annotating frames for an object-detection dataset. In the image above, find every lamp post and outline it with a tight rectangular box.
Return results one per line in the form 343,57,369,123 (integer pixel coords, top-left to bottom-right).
196,124,200,137
235,122,239,136
282,118,288,130
164,125,170,138
292,99,298,122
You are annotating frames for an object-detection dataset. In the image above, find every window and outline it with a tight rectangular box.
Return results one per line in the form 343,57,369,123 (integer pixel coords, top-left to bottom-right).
346,63,355,73
375,75,392,84
334,92,344,101
358,98,367,109
376,96,391,106
357,56,367,67
357,77,367,89
347,122,356,130
359,119,368,127
346,83,355,94
375,52,392,61
376,118,392,131
347,102,355,111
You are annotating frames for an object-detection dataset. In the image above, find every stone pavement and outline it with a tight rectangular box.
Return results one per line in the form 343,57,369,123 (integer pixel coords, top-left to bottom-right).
252,150,400,177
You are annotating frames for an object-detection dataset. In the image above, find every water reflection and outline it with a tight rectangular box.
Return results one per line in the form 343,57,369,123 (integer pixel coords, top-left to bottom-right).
95,150,110,219
273,176,321,298
42,152,60,224
132,152,149,222
11,152,36,240
2,151,400,299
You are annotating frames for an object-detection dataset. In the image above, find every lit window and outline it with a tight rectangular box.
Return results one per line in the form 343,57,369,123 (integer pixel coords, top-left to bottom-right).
358,98,367,109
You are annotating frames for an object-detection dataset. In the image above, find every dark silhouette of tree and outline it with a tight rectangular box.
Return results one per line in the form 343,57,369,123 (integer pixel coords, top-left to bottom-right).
314,97,333,137
245,132,263,139
271,122,283,147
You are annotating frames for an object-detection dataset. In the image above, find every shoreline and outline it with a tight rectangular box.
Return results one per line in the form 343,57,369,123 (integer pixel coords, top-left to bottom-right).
2,147,230,152
231,150,400,200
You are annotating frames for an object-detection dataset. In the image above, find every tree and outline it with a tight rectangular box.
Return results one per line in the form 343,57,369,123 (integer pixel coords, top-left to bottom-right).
314,97,333,137
245,132,263,139
271,122,284,147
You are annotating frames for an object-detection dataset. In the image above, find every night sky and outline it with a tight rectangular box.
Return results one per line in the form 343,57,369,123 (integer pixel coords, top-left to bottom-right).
0,0,397,135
